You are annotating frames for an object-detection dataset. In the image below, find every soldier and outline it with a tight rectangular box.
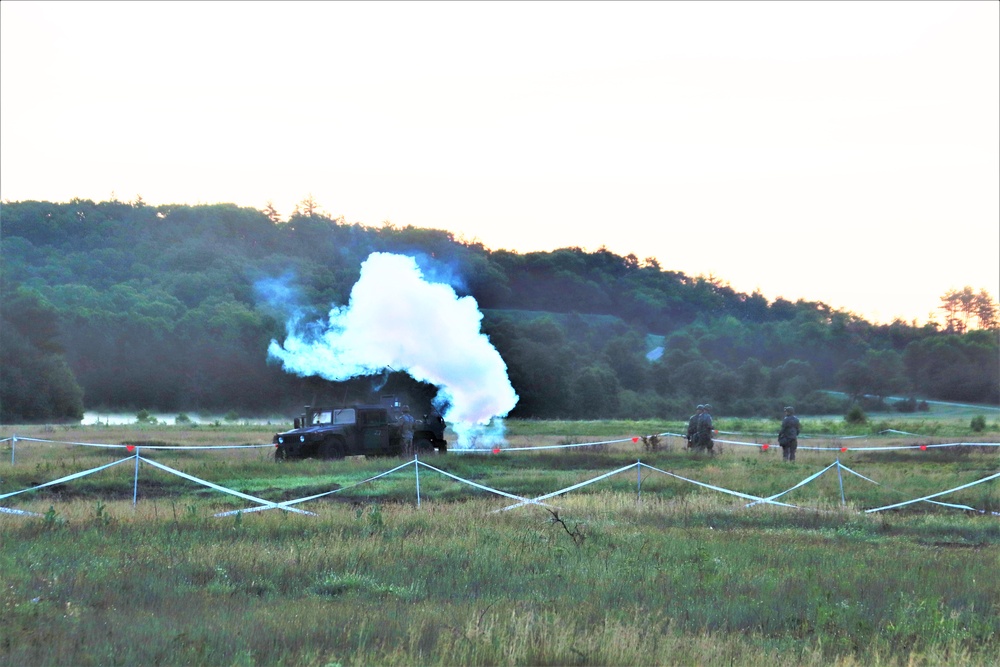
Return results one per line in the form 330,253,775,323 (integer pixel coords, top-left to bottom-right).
778,406,801,462
698,404,715,452
687,405,705,449
398,406,415,456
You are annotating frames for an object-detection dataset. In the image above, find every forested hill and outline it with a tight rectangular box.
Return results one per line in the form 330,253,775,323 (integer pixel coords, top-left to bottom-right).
1,199,997,423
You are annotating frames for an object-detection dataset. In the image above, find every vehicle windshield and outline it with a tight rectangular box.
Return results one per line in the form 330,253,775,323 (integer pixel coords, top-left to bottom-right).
310,408,355,425
311,410,333,425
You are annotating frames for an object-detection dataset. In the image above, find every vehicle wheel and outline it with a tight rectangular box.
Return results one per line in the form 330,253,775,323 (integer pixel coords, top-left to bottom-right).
319,437,345,460
274,448,287,462
413,436,433,454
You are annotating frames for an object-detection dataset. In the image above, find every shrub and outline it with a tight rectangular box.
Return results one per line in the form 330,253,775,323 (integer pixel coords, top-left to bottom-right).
845,404,867,425
135,409,157,425
970,415,986,432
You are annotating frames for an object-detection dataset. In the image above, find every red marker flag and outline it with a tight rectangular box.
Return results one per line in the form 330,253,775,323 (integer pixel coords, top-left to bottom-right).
761,443,769,451
126,445,135,452
632,437,639,443
492,447,501,454
840,447,848,453
920,445,927,451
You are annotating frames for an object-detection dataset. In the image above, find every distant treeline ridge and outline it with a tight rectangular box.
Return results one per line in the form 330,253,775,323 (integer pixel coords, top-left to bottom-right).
1,198,997,423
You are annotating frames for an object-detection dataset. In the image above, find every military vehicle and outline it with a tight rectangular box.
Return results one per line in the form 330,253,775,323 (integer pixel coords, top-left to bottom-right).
273,395,447,460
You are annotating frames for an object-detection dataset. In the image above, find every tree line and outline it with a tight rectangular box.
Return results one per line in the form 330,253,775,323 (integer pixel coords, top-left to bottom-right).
1,198,997,423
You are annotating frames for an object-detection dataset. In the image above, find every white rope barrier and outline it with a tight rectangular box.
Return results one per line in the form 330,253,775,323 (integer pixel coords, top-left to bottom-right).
9,436,271,450
4,434,998,460
638,462,799,508
1,438,995,519
417,460,552,507
138,457,315,515
448,435,645,453
707,436,1000,451
450,434,1000,454
0,456,133,500
479,436,636,452
498,463,641,512
213,460,417,516
1,506,42,516
715,430,887,440
10,437,123,449
836,463,881,485
834,463,978,511
807,442,1000,451
865,471,1000,513
744,462,839,507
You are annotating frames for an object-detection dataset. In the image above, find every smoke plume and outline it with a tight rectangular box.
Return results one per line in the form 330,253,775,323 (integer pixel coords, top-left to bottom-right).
267,252,518,448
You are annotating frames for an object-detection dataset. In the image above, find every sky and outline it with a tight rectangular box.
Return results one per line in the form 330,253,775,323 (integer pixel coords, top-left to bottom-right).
2,1,998,325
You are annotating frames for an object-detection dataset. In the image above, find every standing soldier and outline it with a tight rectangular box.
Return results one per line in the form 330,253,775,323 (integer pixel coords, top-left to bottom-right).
687,405,705,449
698,404,715,452
398,406,415,456
778,406,801,462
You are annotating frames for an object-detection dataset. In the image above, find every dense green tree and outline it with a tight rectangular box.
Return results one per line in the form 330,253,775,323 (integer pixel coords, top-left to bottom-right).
0,288,84,421
482,316,575,418
737,357,768,395
770,359,820,401
570,363,621,418
903,331,999,403
862,349,910,400
0,326,85,422
603,332,651,391
668,359,712,401
703,363,741,406
834,350,908,403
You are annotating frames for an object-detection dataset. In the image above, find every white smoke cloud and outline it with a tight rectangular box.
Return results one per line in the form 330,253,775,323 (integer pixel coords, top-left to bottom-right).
267,252,519,448
254,271,304,318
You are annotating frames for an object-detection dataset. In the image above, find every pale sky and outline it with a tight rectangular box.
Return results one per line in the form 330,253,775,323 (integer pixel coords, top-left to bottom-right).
2,1,998,325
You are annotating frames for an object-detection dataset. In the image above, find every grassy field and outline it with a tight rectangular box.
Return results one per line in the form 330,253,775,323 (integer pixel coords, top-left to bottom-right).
1,416,998,666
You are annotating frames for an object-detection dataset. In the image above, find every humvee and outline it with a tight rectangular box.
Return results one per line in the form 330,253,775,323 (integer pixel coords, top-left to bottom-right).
273,395,447,460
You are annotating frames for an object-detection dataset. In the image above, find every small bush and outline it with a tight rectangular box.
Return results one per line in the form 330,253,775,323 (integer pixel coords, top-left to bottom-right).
175,413,192,424
970,415,986,432
845,404,867,425
135,409,157,425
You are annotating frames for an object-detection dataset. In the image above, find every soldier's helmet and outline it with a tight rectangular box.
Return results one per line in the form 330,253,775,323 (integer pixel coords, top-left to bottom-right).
703,404,712,412
784,406,794,414
696,404,705,410
403,406,410,413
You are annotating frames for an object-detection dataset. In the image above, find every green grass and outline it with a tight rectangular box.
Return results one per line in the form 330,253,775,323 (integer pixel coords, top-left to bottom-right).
1,418,998,666
2,495,999,666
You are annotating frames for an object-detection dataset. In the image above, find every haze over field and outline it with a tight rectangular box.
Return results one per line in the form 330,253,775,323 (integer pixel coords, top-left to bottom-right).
1,1,998,324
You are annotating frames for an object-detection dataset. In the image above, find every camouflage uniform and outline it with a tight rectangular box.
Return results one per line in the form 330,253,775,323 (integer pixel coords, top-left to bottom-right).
687,405,705,449
398,408,415,455
778,407,800,462
697,404,714,451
